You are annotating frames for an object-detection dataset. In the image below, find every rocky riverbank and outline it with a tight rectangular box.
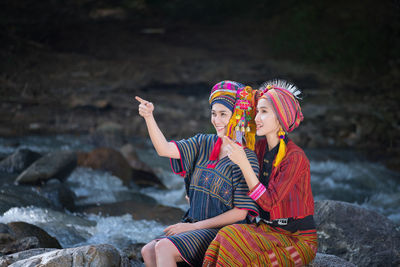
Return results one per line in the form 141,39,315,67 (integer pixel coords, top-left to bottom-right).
1,19,399,173
0,139,399,266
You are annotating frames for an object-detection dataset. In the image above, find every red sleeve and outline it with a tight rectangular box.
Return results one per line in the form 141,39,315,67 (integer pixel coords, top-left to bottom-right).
248,151,308,211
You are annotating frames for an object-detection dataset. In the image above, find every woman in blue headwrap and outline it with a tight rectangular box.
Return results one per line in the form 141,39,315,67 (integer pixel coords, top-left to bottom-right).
136,81,260,267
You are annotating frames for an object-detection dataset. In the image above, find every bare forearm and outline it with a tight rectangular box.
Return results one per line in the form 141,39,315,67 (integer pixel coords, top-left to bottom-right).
238,159,260,190
193,208,247,230
144,116,179,159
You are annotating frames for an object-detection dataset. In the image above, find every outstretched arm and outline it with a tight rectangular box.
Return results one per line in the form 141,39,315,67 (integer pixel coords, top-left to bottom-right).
135,96,179,159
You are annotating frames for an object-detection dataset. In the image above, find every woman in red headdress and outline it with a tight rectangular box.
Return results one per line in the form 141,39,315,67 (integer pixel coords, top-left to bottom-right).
203,79,317,267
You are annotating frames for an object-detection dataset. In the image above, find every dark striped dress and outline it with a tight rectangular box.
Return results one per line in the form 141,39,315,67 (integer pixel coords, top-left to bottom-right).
167,134,259,267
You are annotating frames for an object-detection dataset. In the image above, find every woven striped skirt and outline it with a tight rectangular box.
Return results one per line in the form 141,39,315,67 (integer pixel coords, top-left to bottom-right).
167,228,220,267
203,223,317,267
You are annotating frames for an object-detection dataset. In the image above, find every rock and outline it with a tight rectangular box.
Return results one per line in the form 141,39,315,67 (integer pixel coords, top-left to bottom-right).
0,185,54,214
315,200,400,267
89,121,125,148
6,244,121,267
34,179,76,211
76,200,184,225
120,144,152,172
15,151,77,184
0,236,40,255
131,169,166,189
120,144,166,189
0,172,18,185
0,223,15,245
77,147,133,186
0,149,41,173
307,253,356,267
122,243,145,261
0,248,57,266
0,233,14,244
69,96,111,110
7,222,61,249
120,144,167,189
0,222,61,255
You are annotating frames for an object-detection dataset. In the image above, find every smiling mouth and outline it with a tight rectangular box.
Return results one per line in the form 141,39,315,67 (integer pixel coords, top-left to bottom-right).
256,124,263,130
215,126,225,131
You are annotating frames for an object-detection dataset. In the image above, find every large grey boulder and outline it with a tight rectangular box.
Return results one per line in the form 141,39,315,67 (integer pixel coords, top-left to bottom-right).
77,147,133,186
0,248,57,267
0,222,61,255
315,200,400,267
15,151,77,184
0,149,41,173
307,253,356,267
89,121,125,148
0,222,62,256
77,147,165,188
0,185,54,214
0,236,40,255
76,199,184,225
35,179,76,211
120,143,166,189
6,244,121,267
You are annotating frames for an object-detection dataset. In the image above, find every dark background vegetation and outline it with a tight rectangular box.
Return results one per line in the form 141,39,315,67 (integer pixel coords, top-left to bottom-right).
1,0,399,169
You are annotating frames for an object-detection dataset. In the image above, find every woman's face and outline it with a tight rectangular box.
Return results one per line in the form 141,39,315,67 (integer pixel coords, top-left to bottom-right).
255,98,281,137
211,103,233,137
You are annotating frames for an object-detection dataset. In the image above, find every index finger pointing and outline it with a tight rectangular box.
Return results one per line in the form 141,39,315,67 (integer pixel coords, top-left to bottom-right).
135,96,148,104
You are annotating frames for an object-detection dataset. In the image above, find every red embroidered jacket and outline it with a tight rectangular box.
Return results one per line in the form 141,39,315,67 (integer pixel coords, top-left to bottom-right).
248,138,314,220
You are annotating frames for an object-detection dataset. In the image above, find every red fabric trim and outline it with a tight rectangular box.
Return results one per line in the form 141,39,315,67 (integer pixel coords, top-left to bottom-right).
236,206,259,218
206,163,218,169
209,137,222,161
169,141,186,178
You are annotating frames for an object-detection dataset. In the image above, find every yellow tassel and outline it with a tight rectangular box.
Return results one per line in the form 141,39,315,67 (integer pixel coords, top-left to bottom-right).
245,131,255,150
273,130,287,167
224,87,257,151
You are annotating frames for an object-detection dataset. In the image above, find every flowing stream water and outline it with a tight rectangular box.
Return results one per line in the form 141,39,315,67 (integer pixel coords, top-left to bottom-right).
0,134,399,251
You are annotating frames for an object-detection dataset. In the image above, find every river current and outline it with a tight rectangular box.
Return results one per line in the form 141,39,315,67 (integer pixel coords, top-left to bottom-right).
0,134,399,251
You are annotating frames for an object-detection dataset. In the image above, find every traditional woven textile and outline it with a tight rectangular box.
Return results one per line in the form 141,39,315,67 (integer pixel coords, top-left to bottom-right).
209,80,257,150
258,80,303,133
168,228,220,266
203,223,317,267
209,80,243,112
258,79,303,167
168,134,260,266
251,138,314,220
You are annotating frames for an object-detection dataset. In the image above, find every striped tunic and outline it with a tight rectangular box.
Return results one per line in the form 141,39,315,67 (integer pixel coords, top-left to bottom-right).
251,138,314,220
168,134,259,266
203,138,317,266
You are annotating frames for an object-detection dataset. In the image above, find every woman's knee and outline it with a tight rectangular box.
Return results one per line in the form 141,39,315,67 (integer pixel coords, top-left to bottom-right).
141,240,156,260
155,239,172,252
155,239,179,255
155,239,183,262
